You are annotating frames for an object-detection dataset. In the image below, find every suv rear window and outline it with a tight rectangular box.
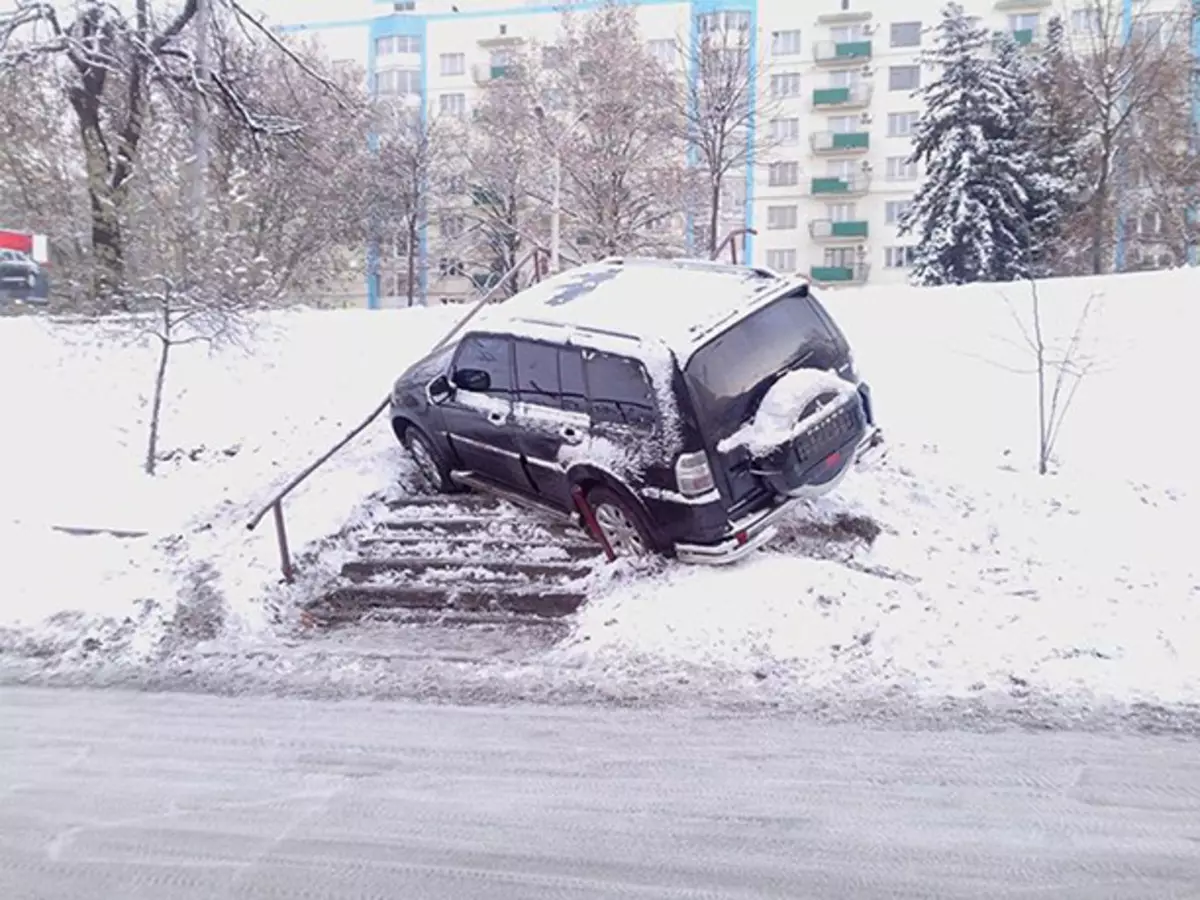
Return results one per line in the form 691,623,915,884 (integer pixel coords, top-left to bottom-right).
684,291,837,433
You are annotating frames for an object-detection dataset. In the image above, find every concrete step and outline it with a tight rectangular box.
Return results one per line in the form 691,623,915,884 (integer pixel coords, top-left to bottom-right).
315,584,585,619
341,556,594,582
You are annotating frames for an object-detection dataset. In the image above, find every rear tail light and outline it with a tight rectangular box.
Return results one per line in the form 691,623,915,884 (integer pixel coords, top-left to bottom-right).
675,450,716,497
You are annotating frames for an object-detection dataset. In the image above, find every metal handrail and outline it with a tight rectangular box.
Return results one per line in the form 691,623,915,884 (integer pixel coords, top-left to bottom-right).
711,227,758,265
245,246,544,583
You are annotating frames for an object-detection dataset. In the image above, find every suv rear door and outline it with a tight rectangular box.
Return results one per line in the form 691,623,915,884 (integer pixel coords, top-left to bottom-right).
511,339,589,509
442,333,532,492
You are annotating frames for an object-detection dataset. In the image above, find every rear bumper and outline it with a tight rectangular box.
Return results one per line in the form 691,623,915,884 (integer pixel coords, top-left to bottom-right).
673,425,885,566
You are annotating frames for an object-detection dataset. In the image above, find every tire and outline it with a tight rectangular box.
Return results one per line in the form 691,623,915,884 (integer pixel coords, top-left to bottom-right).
585,485,658,559
402,427,456,495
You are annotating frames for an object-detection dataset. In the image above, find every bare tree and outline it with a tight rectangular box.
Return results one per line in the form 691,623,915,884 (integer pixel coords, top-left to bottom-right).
1056,0,1192,274
364,105,453,306
537,3,688,259
121,119,277,474
995,281,1102,475
675,23,777,258
0,0,346,303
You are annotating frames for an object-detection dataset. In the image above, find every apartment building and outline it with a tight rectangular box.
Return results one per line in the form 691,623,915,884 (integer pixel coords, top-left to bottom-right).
273,0,1194,306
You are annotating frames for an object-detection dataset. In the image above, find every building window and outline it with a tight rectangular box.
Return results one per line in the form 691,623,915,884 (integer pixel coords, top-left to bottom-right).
438,92,466,118
828,69,862,88
699,11,751,32
438,257,465,277
1070,7,1101,33
885,246,916,268
824,247,856,267
647,39,675,66
439,53,465,76
767,205,798,230
886,157,919,180
890,21,922,48
771,29,802,55
374,68,421,96
766,248,797,272
376,35,420,55
440,214,465,239
830,24,866,43
885,199,913,224
769,117,801,144
770,72,802,98
767,161,799,186
826,159,855,178
1008,13,1040,33
826,203,856,222
889,65,920,91
887,111,918,137
828,114,858,133
1137,210,1164,235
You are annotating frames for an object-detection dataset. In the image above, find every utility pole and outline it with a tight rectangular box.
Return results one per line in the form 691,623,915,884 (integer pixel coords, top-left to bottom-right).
550,152,562,273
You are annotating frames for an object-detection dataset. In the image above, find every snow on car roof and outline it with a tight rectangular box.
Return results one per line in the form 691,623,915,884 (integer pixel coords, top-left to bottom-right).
476,257,793,362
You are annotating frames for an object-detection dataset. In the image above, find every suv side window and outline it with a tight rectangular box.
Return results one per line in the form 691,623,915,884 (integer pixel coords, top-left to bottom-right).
559,347,588,415
513,339,562,408
586,351,656,428
454,334,513,396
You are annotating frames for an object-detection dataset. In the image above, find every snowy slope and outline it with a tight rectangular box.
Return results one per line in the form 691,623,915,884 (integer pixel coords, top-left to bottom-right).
1,267,1198,709
0,307,459,655
556,267,1200,707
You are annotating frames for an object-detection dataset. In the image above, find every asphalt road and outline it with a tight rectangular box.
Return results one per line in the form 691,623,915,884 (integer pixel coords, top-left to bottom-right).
1,687,1198,900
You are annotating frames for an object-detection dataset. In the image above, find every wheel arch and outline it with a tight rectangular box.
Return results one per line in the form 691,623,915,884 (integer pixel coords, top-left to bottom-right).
564,462,662,551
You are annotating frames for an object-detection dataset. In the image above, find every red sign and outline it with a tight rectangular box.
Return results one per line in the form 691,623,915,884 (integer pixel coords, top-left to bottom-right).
0,230,33,254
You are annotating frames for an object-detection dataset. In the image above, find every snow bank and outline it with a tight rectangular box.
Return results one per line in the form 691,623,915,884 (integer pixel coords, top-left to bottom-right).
559,267,1200,708
0,306,458,655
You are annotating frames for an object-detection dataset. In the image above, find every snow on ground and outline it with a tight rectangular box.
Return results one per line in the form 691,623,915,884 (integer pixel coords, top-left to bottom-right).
0,305,458,657
1,266,1199,714
555,267,1200,708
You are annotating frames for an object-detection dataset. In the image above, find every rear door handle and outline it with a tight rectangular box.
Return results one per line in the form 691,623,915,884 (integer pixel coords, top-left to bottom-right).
559,425,583,444
487,411,506,425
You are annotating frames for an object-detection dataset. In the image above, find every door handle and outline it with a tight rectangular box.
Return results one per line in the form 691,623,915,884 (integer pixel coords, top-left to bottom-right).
487,411,506,425
559,425,583,444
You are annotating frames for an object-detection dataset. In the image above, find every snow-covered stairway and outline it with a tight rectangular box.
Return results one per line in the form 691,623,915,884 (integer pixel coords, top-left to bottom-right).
304,493,607,627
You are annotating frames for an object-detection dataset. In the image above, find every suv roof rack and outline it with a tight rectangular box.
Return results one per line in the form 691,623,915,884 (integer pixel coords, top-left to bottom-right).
510,315,642,345
599,255,779,281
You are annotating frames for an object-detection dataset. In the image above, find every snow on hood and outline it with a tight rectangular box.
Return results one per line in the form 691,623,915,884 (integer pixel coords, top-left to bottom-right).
717,368,857,457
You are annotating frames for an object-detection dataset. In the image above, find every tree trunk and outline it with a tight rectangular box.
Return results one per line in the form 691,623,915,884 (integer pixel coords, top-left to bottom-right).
707,178,722,259
405,218,418,307
145,333,171,476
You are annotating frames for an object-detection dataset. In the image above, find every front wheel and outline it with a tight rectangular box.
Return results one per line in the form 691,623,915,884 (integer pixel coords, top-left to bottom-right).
586,486,656,558
403,427,456,494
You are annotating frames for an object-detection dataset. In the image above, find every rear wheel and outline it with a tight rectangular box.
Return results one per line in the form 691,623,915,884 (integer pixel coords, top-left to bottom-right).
586,486,656,558
403,427,455,494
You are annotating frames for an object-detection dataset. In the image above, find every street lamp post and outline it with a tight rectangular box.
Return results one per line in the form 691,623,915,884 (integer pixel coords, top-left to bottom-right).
534,106,589,274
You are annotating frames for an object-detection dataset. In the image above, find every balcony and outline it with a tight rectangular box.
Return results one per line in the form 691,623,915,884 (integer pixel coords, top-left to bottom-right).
810,219,869,240
810,174,870,195
1009,27,1038,45
811,84,873,110
472,63,516,83
813,40,872,64
811,131,870,154
810,264,870,284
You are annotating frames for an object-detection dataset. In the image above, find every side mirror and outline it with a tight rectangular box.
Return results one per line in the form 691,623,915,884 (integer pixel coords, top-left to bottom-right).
426,374,454,405
451,368,491,393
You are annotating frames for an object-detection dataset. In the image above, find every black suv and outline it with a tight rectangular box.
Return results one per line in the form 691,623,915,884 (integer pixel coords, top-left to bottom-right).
389,257,882,564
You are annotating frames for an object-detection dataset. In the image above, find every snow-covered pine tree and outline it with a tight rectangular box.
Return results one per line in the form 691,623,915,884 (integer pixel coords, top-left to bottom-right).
898,2,1031,285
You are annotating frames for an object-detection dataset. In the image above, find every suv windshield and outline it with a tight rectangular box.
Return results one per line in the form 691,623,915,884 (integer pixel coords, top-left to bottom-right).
683,290,840,437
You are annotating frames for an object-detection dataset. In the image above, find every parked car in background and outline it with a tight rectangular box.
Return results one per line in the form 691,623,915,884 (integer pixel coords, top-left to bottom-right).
388,257,883,564
0,248,40,292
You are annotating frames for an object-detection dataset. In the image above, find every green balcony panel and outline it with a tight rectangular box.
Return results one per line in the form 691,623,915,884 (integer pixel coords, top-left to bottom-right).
835,40,872,59
1012,28,1034,45
811,177,849,194
490,65,513,78
831,220,869,238
811,266,855,282
832,131,869,150
813,87,850,106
